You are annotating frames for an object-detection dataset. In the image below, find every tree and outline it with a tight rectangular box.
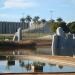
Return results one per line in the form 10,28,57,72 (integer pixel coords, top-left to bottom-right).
67,22,75,33
20,17,25,22
56,18,63,22
33,16,40,33
50,22,59,33
25,15,32,38
25,15,32,24
41,19,46,33
50,18,69,33
20,17,26,29
33,16,40,24
47,19,55,33
41,19,46,24
59,22,69,33
49,19,55,23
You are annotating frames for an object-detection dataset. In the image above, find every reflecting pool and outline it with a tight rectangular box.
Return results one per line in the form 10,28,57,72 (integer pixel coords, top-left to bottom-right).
0,60,75,73
0,46,75,73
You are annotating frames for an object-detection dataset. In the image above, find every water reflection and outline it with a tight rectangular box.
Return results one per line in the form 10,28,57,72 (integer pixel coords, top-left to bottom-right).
0,59,75,73
0,46,75,73
7,60,15,66
0,46,51,55
58,65,63,69
19,60,44,72
19,60,32,71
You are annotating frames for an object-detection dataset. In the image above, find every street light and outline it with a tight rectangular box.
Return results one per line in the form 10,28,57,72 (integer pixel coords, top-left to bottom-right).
50,10,54,33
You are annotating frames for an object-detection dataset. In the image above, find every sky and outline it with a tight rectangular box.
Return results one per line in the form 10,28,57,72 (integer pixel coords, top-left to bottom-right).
0,0,75,22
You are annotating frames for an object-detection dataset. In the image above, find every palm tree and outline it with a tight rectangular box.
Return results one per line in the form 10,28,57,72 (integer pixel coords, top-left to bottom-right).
20,17,25,29
25,15,32,38
33,16,40,36
20,17,25,22
33,16,40,29
33,16,40,24
41,19,46,33
41,19,46,24
25,15,32,25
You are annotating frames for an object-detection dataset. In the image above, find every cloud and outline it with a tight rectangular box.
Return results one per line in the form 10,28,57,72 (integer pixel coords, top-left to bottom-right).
3,0,37,8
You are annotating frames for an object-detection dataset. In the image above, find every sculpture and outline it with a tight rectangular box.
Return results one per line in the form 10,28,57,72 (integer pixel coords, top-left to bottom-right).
13,28,22,42
52,27,73,56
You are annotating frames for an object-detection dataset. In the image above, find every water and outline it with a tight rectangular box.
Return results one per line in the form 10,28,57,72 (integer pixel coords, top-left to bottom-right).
0,60,75,73
0,47,75,73
0,47,51,55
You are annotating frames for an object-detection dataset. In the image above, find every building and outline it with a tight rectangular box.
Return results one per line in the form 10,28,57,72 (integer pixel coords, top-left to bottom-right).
0,20,29,34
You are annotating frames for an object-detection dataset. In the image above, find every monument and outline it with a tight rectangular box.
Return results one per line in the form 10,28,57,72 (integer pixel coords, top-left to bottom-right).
13,28,22,42
52,27,74,56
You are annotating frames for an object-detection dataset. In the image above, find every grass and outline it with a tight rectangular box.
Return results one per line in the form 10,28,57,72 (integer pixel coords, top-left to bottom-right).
22,32,52,38
0,33,53,40
0,36,13,40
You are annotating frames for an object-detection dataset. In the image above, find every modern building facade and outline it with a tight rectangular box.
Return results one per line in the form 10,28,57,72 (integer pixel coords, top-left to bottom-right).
0,21,29,34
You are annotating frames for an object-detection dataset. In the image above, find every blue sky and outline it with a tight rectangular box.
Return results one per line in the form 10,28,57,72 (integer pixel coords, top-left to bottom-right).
0,0,75,22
